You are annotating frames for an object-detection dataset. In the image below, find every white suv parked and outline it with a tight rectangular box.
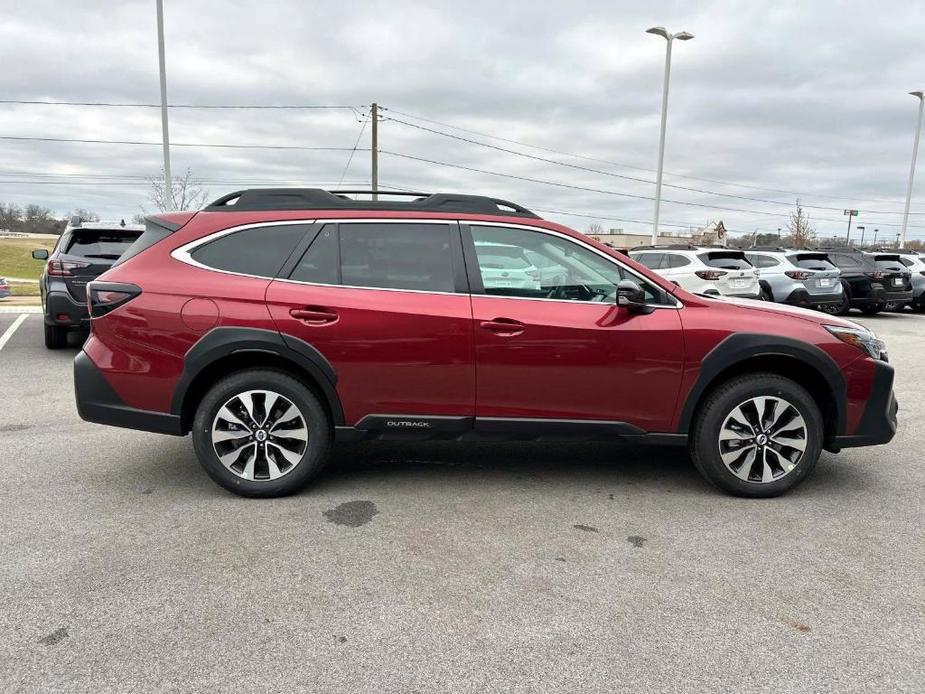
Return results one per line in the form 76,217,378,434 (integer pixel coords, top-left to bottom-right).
629,246,761,299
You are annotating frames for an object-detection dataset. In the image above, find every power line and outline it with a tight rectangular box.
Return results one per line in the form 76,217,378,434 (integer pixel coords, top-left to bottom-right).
0,135,368,152
379,150,925,229
0,99,360,110
337,116,370,186
385,114,923,217
383,106,916,207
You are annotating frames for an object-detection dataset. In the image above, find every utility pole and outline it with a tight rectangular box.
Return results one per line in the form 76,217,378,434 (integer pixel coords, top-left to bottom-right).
874,228,879,246
370,103,379,201
857,226,865,247
900,91,925,249
156,0,172,208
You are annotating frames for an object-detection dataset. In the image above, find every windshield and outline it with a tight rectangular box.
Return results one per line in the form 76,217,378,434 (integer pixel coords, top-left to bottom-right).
698,252,752,270
64,229,142,259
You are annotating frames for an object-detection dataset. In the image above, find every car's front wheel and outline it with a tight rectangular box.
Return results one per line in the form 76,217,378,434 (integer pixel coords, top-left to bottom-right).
192,369,332,498
690,373,823,497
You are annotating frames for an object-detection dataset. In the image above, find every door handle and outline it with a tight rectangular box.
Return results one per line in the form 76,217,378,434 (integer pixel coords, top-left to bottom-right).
290,307,339,325
479,318,525,336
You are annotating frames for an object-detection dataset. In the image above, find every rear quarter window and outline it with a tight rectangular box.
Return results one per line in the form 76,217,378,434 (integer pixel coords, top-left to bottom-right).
190,224,310,277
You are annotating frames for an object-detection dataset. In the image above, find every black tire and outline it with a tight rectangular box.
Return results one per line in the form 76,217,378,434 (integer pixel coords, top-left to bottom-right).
44,324,68,349
689,373,823,498
861,304,883,315
831,284,852,316
192,369,332,498
912,299,925,313
759,288,772,302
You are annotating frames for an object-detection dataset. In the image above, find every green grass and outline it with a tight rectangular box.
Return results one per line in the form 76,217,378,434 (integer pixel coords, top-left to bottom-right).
0,237,57,280
11,283,39,296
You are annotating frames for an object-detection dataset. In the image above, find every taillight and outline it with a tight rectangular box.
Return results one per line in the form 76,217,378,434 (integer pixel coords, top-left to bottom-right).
695,270,728,280
47,259,90,276
87,282,141,318
866,271,884,280
784,270,811,280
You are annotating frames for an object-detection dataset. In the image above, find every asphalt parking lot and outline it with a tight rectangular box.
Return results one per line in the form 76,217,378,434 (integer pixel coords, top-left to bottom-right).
1,308,923,693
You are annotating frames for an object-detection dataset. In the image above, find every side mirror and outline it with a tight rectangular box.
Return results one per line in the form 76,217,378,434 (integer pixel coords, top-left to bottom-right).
617,279,651,314
32,249,49,260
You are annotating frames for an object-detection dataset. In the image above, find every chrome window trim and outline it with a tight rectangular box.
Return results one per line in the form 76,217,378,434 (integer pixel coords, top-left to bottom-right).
171,217,682,308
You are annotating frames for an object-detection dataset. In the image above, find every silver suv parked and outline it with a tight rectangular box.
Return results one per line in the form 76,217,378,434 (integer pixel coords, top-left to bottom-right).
744,248,843,310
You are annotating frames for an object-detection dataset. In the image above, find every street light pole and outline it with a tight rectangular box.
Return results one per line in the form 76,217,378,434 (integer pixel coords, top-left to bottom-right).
646,27,694,245
156,0,172,209
900,91,925,250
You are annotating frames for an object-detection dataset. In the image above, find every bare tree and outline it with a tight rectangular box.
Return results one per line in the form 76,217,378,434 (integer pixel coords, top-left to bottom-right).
70,208,100,223
787,199,816,249
147,167,209,212
587,223,605,235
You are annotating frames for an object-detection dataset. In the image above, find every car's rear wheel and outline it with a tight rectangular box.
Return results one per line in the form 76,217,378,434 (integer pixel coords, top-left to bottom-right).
44,324,68,349
690,373,823,497
192,369,332,498
861,304,883,315
759,288,772,302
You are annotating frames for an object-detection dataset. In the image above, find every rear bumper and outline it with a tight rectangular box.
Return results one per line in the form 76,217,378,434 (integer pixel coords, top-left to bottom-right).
852,286,913,307
74,350,184,436
829,360,897,450
784,287,842,307
45,290,89,328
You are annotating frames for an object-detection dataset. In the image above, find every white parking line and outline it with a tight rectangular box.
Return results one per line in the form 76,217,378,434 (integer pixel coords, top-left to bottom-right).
0,314,28,351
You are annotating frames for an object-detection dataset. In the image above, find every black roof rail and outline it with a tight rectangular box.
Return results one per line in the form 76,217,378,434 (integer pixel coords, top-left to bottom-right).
813,246,862,252
203,188,540,218
748,245,788,252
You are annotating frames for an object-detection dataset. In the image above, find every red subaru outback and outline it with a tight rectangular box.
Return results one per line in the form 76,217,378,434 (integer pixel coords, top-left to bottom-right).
75,189,897,498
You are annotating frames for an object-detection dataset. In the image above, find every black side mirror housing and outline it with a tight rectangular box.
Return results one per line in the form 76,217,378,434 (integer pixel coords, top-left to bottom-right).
617,279,653,314
32,249,49,260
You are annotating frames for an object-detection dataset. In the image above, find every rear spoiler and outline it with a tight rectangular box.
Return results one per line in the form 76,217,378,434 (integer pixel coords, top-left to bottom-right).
145,212,196,232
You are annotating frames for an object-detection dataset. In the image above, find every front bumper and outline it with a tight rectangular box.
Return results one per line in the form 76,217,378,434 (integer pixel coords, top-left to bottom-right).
45,290,89,328
829,359,897,450
74,350,184,435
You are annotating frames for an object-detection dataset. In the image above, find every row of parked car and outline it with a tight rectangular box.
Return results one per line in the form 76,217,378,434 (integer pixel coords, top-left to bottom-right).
627,245,924,315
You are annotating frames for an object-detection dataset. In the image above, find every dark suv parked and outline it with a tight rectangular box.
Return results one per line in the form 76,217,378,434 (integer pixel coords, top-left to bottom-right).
821,248,913,315
33,218,143,348
74,189,897,499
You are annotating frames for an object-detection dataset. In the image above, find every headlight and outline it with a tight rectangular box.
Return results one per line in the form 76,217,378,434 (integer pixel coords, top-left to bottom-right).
825,325,887,360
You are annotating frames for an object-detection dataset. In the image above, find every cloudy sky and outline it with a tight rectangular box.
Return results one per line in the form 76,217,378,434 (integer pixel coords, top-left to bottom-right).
2,0,925,241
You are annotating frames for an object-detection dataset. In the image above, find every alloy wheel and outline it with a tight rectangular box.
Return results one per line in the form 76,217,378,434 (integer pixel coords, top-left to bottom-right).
211,390,308,481
717,396,807,484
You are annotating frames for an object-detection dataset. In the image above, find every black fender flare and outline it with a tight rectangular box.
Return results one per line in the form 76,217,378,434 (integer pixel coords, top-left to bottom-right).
676,333,846,435
170,327,344,426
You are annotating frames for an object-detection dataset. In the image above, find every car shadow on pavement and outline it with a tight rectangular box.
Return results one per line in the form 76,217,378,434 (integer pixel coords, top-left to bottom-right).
128,438,873,500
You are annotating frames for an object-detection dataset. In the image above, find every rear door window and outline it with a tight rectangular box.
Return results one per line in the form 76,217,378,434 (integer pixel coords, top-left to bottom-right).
339,223,456,292
746,254,778,268
191,224,309,277
698,252,752,269
666,254,691,268
633,253,665,269
64,229,142,260
289,225,338,284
